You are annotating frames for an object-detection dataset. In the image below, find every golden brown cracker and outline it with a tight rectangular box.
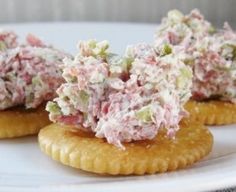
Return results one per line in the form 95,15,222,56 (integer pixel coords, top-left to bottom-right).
38,120,213,175
185,100,236,125
0,104,51,138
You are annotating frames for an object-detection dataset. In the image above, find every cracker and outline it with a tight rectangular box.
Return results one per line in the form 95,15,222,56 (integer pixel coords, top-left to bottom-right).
184,100,236,125
38,120,213,175
0,104,51,138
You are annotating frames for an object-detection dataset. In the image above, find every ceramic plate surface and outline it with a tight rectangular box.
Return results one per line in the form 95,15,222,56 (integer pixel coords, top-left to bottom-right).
0,22,235,192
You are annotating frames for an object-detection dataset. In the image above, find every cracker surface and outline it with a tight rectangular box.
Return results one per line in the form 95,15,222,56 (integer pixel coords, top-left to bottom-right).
185,100,236,125
0,104,51,138
38,120,213,175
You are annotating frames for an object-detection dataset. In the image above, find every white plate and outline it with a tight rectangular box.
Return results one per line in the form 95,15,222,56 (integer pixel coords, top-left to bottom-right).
0,22,236,192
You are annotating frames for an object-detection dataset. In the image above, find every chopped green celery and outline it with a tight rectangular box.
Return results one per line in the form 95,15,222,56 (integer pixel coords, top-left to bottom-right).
88,40,97,49
177,67,192,88
233,46,236,61
177,76,187,88
0,42,6,51
216,66,236,71
106,53,133,73
208,26,216,34
161,44,172,56
184,58,194,65
63,96,70,101
32,76,42,85
92,41,109,58
70,76,77,83
79,90,89,107
136,105,153,123
46,101,61,114
167,10,184,23
180,67,192,78
122,57,134,72
222,44,236,61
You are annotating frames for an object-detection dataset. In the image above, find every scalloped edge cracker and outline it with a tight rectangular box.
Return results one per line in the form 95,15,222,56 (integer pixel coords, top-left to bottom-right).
0,104,51,138
185,100,236,125
38,120,213,175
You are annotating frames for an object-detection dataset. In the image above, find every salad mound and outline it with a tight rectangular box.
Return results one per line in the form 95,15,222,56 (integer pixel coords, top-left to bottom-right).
155,9,236,103
47,40,192,148
0,30,70,110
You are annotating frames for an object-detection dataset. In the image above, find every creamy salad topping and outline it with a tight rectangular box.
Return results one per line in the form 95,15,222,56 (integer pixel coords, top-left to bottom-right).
0,30,70,110
155,9,236,103
0,30,18,50
47,40,192,148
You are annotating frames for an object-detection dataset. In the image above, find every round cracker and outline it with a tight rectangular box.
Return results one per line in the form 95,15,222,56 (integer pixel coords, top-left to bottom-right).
184,100,236,125
0,104,51,138
38,120,213,175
